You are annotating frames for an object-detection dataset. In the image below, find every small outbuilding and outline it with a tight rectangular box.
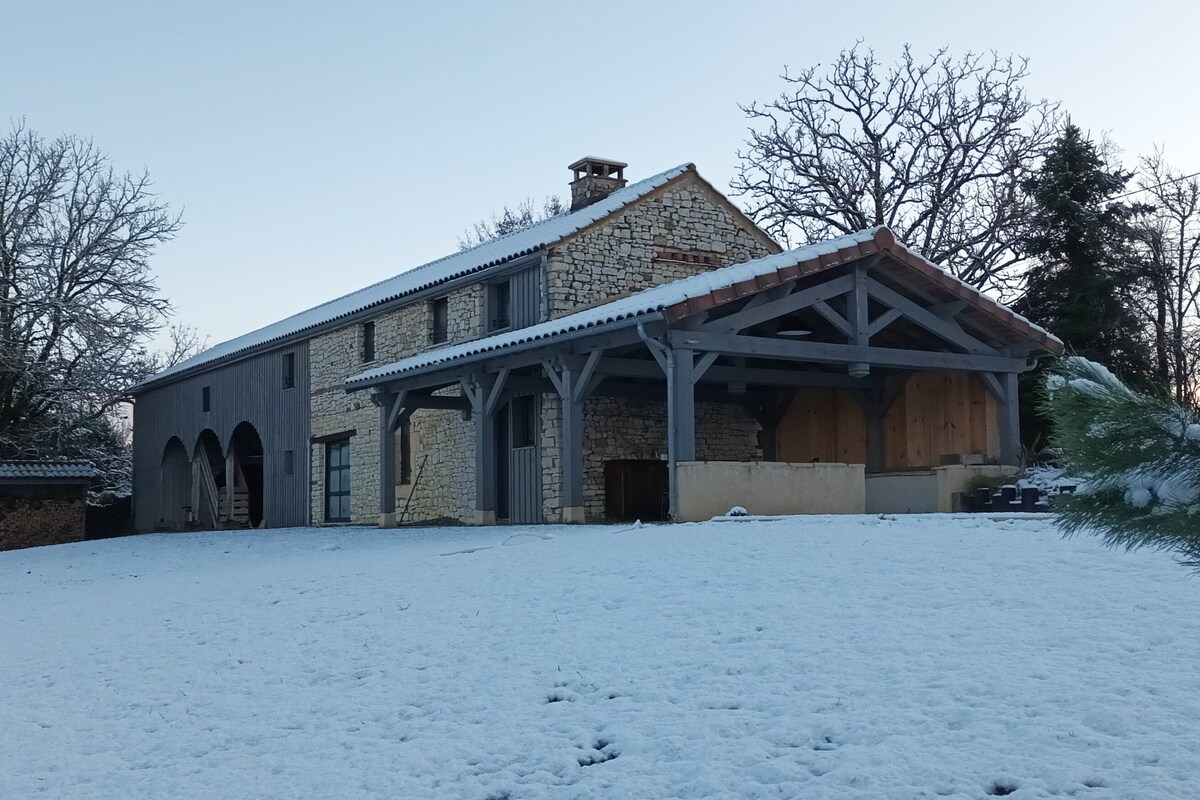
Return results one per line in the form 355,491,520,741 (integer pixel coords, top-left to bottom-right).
0,461,98,551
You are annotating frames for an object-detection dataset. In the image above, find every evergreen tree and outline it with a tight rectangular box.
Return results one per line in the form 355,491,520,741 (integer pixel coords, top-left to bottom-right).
1043,357,1200,567
1017,125,1151,384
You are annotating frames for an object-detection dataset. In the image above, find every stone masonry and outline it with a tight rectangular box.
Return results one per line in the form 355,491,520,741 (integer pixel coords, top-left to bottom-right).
309,285,482,524
557,396,762,522
307,169,777,525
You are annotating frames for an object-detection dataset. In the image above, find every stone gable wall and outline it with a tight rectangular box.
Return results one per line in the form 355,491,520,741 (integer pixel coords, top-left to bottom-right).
306,174,776,525
544,174,775,316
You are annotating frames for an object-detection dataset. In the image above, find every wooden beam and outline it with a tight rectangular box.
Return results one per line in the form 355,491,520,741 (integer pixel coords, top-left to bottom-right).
866,308,903,338
379,394,397,525
666,330,1029,374
813,300,854,339
998,372,1021,466
851,262,871,377
592,355,884,390
865,277,997,355
701,274,856,333
666,346,696,520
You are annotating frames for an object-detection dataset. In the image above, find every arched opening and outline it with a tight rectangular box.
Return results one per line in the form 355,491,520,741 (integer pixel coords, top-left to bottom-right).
160,437,192,530
228,421,265,528
192,429,225,529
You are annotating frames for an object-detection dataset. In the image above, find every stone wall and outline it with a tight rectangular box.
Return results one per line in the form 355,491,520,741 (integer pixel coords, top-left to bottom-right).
539,395,762,522
544,173,776,316
305,170,777,526
0,485,88,551
308,284,483,525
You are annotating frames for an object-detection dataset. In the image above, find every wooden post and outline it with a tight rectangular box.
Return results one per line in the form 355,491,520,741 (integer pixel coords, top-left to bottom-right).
667,347,696,520
378,393,397,528
999,372,1021,466
850,261,870,378
224,450,236,524
465,373,504,526
560,367,585,524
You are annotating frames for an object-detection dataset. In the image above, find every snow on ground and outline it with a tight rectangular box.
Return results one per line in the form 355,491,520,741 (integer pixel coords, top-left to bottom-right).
2,516,1198,799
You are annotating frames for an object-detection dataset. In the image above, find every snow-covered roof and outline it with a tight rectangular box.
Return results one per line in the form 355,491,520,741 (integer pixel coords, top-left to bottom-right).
132,163,697,392
345,228,884,388
0,461,99,481
345,226,1063,390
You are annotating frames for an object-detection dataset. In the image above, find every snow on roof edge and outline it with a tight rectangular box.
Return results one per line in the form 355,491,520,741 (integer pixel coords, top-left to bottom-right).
344,228,888,388
131,163,696,393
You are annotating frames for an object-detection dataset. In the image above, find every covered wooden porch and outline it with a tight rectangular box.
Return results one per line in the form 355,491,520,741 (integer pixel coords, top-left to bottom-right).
346,228,1063,524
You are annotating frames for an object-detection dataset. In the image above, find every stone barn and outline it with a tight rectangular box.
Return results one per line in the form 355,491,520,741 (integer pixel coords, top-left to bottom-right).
129,157,1062,529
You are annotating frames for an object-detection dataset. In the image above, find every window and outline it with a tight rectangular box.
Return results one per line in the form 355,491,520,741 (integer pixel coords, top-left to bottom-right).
325,440,351,522
430,297,449,344
202,386,211,412
488,281,511,332
396,417,412,485
282,352,295,389
283,449,295,476
362,321,376,362
512,395,536,448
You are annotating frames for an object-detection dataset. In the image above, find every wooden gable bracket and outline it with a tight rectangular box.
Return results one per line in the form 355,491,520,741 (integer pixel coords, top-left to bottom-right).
699,274,856,335
863,277,1001,356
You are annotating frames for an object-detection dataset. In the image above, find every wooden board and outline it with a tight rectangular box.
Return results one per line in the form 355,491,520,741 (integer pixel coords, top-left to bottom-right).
774,372,999,470
775,388,868,464
883,372,999,470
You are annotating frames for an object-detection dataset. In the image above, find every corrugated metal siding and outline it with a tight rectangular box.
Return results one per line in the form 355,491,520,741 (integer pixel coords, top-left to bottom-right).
511,265,541,329
132,342,311,530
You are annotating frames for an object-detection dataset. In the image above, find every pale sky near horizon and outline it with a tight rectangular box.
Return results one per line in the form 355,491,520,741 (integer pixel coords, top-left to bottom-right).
5,0,1200,352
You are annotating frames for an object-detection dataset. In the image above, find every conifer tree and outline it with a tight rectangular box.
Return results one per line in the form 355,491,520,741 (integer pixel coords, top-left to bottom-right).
1017,125,1151,384
1044,357,1200,567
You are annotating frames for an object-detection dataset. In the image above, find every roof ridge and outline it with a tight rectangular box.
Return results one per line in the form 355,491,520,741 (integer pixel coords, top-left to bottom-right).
133,163,695,391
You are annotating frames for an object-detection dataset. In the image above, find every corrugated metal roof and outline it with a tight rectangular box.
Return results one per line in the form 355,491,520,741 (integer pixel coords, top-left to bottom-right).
132,163,696,392
0,461,99,480
344,227,1062,390
344,228,885,387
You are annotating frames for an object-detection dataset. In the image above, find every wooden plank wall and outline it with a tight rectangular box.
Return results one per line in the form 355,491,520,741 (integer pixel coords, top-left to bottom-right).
883,372,998,470
774,372,999,470
776,389,868,464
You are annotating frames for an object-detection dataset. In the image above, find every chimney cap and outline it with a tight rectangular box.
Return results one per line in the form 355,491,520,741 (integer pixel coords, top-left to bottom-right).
568,157,628,182
568,156,628,172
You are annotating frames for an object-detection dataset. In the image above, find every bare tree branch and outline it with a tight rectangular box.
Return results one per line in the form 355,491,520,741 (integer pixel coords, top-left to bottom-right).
733,44,1060,293
0,122,184,491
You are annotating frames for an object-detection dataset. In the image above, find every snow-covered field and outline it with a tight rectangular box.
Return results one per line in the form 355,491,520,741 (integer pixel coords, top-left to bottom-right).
2,516,1198,799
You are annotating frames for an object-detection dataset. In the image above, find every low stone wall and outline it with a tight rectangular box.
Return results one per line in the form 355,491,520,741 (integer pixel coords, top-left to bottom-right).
0,485,88,551
865,465,1020,514
674,461,866,521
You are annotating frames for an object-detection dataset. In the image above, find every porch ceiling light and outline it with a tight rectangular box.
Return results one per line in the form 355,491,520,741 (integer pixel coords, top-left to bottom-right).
776,329,811,337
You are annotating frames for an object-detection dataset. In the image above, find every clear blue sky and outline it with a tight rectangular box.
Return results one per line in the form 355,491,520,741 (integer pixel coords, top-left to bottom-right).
5,0,1198,349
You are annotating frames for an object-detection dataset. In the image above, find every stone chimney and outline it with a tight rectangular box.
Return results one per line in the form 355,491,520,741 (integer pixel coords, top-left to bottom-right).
568,157,628,212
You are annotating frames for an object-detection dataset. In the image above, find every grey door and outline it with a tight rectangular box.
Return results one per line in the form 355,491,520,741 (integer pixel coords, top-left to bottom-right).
504,395,542,524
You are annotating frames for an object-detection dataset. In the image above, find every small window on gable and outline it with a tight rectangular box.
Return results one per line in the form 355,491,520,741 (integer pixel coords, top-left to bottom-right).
283,449,295,476
431,297,449,344
202,386,211,412
488,281,511,332
282,352,295,389
362,321,376,362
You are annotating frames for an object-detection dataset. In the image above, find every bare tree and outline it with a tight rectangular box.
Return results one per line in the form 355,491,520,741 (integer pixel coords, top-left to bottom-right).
1131,150,1200,404
0,122,183,485
733,44,1059,292
458,196,565,251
